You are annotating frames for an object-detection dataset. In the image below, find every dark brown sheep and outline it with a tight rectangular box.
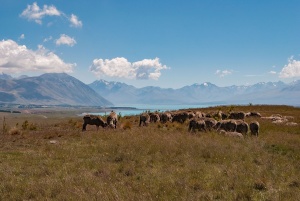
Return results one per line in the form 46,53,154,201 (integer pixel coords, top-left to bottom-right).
235,120,249,135
172,112,189,123
82,115,107,131
203,118,218,131
188,119,206,132
187,111,196,119
220,112,228,120
160,112,173,123
149,113,160,123
229,112,246,120
250,121,260,136
216,120,237,132
140,113,150,126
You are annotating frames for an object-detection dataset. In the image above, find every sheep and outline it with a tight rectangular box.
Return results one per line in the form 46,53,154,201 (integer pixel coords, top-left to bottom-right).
82,115,107,131
249,121,260,136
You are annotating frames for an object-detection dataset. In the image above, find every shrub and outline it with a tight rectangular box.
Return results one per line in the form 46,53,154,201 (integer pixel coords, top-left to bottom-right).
28,123,37,131
9,127,22,135
21,120,29,130
68,119,76,126
122,121,132,130
254,180,267,191
76,121,82,129
2,116,8,135
21,120,37,130
68,119,82,129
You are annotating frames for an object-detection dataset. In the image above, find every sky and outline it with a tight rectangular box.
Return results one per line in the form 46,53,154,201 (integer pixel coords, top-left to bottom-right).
1,0,300,89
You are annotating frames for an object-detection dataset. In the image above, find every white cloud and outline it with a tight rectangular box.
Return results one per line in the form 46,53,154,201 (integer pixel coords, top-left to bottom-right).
43,36,53,42
69,14,82,28
55,34,77,47
19,34,25,40
215,69,232,77
20,2,82,28
269,71,277,75
20,2,61,24
279,57,300,78
90,57,169,80
0,39,75,74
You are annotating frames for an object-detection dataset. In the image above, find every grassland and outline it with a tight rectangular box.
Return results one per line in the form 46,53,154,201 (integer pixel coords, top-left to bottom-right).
0,105,299,200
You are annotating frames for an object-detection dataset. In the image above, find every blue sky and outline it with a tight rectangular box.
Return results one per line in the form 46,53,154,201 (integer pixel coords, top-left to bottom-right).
1,0,300,89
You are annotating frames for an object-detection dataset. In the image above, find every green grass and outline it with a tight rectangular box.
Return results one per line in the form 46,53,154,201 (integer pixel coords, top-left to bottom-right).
0,105,300,200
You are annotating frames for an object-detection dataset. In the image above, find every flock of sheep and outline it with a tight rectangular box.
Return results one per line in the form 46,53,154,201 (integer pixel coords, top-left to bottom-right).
140,110,260,138
82,110,261,138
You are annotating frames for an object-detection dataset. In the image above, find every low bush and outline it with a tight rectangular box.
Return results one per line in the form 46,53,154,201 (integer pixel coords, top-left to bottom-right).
8,127,22,135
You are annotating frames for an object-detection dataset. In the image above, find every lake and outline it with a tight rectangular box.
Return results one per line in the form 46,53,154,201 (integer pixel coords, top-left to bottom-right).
86,103,218,117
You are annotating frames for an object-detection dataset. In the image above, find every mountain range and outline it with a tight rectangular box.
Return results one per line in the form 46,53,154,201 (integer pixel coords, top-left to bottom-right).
89,79,300,106
0,73,299,107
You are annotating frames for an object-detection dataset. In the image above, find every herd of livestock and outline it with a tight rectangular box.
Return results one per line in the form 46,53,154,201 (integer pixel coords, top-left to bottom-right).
82,110,261,138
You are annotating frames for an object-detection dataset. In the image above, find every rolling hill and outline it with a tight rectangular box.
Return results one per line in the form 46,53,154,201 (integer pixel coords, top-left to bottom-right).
0,73,112,106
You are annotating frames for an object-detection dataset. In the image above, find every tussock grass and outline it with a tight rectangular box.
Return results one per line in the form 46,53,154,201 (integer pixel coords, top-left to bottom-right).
8,126,22,136
0,105,300,200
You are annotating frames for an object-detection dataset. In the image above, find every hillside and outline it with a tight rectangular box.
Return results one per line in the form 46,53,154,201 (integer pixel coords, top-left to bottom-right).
0,73,112,106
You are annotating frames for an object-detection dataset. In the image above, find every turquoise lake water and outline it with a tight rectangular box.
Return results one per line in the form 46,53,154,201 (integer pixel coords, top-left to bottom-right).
86,103,218,117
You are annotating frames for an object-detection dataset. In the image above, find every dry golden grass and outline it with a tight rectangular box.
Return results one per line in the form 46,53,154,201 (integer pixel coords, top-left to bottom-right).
0,105,299,200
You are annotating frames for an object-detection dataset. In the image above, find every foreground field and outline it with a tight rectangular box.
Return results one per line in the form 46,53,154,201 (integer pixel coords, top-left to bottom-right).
0,105,300,200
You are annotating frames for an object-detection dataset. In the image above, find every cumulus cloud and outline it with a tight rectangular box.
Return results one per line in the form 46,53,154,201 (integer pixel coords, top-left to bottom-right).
215,69,232,77
20,2,82,28
0,39,75,74
279,57,300,78
90,57,169,80
69,14,82,28
20,2,61,24
55,34,77,46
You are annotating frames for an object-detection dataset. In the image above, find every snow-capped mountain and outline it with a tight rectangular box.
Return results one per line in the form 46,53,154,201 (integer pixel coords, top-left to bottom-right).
1,73,299,106
89,79,300,106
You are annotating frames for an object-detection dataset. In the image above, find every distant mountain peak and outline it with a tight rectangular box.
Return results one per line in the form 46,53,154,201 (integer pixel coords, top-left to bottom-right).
94,79,111,85
89,78,300,106
100,79,110,85
203,82,209,86
290,80,300,85
257,82,266,85
192,82,215,87
16,75,29,79
91,79,132,89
